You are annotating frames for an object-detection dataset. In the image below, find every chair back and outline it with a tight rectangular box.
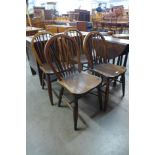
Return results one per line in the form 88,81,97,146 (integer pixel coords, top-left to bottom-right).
83,31,129,68
64,28,83,54
83,31,107,68
31,31,54,66
44,34,82,80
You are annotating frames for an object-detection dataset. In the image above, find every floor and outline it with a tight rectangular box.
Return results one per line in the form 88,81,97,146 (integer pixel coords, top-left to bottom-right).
26,61,129,155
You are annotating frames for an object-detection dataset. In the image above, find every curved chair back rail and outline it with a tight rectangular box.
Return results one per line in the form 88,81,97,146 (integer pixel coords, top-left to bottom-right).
44,34,82,81
31,31,54,66
83,31,129,68
83,31,107,68
64,28,83,54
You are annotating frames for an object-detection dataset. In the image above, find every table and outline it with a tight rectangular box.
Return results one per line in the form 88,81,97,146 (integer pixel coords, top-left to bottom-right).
112,34,129,39
26,26,43,36
26,31,129,84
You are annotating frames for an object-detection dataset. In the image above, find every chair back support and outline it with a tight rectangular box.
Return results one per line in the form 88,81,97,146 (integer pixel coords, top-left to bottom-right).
31,31,54,66
44,34,82,80
83,31,129,68
83,31,107,68
64,28,83,54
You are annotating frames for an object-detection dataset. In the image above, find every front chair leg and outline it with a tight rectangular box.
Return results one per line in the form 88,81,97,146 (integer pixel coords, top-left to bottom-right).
97,85,102,110
58,87,64,107
104,79,109,112
47,74,54,105
73,95,78,130
122,73,125,96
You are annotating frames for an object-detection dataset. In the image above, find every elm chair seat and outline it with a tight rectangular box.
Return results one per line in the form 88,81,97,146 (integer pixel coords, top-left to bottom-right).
58,72,101,94
93,63,126,78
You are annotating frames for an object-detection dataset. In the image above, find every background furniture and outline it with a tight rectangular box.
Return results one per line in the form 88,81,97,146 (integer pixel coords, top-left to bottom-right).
45,24,76,33
26,26,43,36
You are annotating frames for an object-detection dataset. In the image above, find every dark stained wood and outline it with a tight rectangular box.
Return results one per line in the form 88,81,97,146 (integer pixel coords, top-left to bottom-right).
44,34,82,80
47,74,54,105
64,28,88,70
26,31,129,81
83,31,128,111
97,85,103,110
31,31,54,66
93,63,126,78
44,34,102,130
39,64,54,74
31,31,55,105
122,73,125,96
73,95,78,130
58,87,64,107
58,72,101,94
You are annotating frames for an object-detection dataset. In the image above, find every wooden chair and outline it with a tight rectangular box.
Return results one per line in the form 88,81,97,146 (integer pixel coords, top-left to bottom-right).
83,31,128,111
31,31,55,105
44,34,102,130
64,28,88,70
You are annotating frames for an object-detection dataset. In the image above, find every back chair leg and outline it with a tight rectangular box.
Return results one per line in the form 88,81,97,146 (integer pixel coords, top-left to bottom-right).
113,78,117,87
122,73,125,96
58,87,64,107
42,72,45,89
38,66,43,86
47,74,54,105
97,85,102,110
73,95,78,130
104,79,109,112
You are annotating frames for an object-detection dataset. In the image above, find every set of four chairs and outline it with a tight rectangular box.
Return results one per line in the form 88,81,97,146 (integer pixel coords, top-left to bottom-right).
31,28,128,130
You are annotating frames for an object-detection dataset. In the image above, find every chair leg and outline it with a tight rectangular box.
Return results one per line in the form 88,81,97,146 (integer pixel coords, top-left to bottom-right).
122,74,125,96
42,72,45,89
47,74,54,105
38,66,43,86
97,85,102,110
58,87,64,107
104,79,109,112
113,78,117,87
73,95,78,130
82,64,84,71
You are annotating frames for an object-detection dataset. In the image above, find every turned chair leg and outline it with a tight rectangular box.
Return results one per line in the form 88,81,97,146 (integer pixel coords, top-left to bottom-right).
104,79,109,112
113,79,117,87
58,87,64,107
73,95,78,130
122,74,125,96
97,85,102,110
42,72,45,89
47,74,54,105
